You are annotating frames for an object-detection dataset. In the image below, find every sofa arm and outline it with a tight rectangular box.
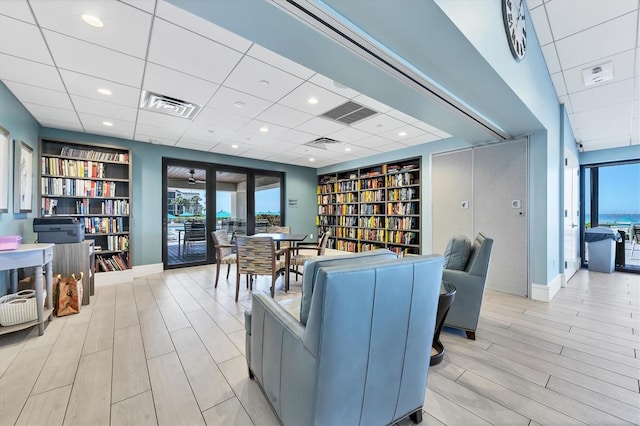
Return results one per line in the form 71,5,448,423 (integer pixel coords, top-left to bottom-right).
442,269,487,332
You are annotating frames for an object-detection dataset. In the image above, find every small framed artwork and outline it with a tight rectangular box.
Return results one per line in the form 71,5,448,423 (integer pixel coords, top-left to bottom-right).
0,126,8,213
14,140,33,213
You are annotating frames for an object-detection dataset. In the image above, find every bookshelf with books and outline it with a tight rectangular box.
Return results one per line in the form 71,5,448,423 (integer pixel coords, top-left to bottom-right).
316,157,421,255
39,139,132,277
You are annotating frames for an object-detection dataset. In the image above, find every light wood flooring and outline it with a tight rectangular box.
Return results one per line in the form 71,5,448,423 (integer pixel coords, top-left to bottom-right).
0,265,638,425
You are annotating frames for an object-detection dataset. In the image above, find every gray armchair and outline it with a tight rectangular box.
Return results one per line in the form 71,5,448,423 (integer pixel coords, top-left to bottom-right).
443,233,493,340
244,250,444,425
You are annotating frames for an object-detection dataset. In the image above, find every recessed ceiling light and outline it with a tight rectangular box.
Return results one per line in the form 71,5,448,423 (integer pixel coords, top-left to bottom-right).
376,124,383,128
97,88,111,96
231,144,239,149
345,147,352,152
102,121,113,127
207,130,214,133
307,97,318,105
398,131,407,137
81,14,103,28
234,101,246,108
259,126,269,133
309,158,315,162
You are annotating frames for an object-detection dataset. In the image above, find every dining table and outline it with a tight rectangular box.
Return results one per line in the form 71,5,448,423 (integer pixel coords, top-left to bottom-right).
251,233,308,290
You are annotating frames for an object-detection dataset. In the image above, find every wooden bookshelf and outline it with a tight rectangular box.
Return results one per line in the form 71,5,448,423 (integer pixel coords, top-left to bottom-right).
317,157,421,255
39,139,132,274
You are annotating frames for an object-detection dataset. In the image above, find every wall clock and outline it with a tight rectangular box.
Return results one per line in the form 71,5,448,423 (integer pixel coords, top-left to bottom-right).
502,0,527,61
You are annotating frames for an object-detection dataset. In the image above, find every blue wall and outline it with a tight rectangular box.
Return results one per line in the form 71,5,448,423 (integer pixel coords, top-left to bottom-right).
0,82,41,294
579,145,640,165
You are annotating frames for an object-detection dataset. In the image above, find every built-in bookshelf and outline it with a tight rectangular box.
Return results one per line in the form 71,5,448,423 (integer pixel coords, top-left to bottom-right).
317,157,421,255
39,139,131,274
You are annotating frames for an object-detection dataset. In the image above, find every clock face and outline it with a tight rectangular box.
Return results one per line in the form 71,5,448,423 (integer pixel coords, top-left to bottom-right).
503,0,527,60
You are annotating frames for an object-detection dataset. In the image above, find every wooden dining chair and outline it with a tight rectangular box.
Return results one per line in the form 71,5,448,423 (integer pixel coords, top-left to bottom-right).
286,229,332,289
234,236,285,302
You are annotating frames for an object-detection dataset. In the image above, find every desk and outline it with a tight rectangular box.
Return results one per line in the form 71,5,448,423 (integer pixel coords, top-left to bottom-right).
0,243,54,336
431,281,456,366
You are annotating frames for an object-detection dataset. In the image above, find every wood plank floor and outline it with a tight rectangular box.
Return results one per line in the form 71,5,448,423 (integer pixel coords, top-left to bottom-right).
0,265,638,425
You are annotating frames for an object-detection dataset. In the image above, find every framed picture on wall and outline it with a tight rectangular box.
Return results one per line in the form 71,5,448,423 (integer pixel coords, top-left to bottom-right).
0,126,8,213
14,140,33,213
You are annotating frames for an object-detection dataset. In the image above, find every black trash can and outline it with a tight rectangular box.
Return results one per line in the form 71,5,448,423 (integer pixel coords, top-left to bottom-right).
615,230,626,267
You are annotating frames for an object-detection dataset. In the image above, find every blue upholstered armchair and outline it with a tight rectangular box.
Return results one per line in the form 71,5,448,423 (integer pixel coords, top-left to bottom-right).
443,233,494,340
244,250,444,425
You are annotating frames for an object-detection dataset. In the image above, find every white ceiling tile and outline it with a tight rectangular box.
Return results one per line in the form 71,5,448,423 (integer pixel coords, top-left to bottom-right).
581,135,633,151
562,50,636,94
399,133,442,146
23,102,76,123
121,0,157,14
0,16,53,65
545,0,638,40
4,81,71,109
278,81,348,115
43,29,145,87
288,144,337,159
555,12,637,70
572,102,634,139
174,140,217,151
569,79,635,113
372,141,408,153
207,87,271,118
240,120,290,138
223,55,304,102
413,121,447,134
60,69,140,107
83,126,134,140
326,126,371,143
308,74,359,98
148,18,242,84
350,135,395,149
294,116,345,135
136,109,192,132
550,72,567,96
0,0,35,23
0,54,64,90
247,44,315,80
541,43,561,74
155,0,251,53
277,129,317,144
31,0,152,59
134,132,176,146
189,106,251,133
209,143,252,156
631,118,639,144
379,125,429,142
71,95,138,122
352,94,393,113
79,113,136,134
385,109,420,124
135,122,183,140
38,118,84,132
180,129,226,144
350,113,405,134
257,104,313,128
143,62,219,106
529,5,553,46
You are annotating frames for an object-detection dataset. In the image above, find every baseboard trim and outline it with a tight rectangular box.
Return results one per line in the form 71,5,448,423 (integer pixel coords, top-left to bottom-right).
94,263,163,286
531,274,562,302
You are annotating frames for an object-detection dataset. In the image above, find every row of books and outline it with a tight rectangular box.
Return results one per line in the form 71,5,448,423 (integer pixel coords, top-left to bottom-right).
338,216,358,227
387,216,418,230
95,253,129,272
387,202,418,216
42,157,108,179
387,172,416,187
336,227,358,239
317,183,335,194
42,177,120,197
317,194,334,205
60,146,129,163
83,217,127,234
105,235,129,251
387,187,417,201
387,231,417,245
359,229,386,242
360,177,384,189
336,193,358,203
360,204,384,215
360,190,384,203
359,216,384,229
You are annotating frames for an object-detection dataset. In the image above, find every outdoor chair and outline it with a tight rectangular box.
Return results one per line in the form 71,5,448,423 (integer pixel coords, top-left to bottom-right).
183,221,206,253
212,230,236,287
235,235,285,302
630,223,640,259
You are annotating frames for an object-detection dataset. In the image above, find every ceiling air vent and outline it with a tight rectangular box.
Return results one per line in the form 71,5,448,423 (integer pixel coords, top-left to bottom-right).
582,61,613,87
321,100,377,125
140,91,202,120
304,137,341,150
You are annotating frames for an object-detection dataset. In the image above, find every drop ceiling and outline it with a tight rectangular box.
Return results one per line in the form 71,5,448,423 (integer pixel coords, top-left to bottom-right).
0,1,637,171
527,0,639,151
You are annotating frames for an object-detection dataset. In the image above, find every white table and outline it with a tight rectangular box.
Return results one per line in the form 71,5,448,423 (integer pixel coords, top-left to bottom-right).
0,243,54,336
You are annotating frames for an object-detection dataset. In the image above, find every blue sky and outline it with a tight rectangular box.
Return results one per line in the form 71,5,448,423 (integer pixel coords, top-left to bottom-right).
597,163,640,214
216,187,280,214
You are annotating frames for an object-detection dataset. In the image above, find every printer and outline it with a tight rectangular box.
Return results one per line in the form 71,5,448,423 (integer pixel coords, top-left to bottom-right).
34,217,85,244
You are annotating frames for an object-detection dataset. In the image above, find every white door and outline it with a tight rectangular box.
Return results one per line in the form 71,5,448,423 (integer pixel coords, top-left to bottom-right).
564,150,580,280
